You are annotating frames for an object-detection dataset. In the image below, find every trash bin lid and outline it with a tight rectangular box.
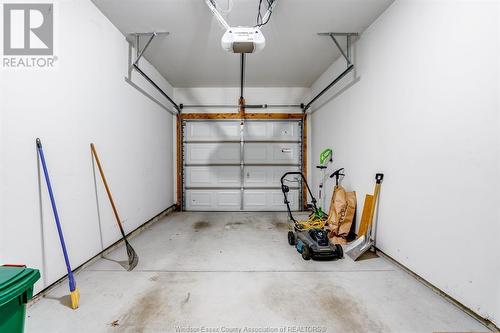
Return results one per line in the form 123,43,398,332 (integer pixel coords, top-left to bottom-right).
0,266,40,307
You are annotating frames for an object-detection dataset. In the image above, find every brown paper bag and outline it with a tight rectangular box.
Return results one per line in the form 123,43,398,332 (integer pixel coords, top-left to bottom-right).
327,186,357,244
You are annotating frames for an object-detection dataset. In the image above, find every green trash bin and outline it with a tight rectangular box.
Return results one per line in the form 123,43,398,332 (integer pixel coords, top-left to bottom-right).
0,265,40,333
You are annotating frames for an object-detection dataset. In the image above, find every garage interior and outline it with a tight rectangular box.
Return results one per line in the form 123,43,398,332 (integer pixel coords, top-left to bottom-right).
0,0,499,332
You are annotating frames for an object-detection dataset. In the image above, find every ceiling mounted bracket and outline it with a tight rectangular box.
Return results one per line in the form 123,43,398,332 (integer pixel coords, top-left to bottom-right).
127,31,180,114
205,0,230,30
302,32,359,113
317,32,359,68
130,32,169,67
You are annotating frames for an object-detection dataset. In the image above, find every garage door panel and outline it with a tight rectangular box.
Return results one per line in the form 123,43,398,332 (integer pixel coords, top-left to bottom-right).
271,144,299,162
243,191,266,208
185,190,241,211
271,122,300,141
185,166,240,187
244,122,267,139
185,121,240,141
185,143,240,164
244,121,300,141
217,168,241,185
244,166,300,187
244,168,267,186
216,192,241,208
189,168,211,185
243,189,299,211
244,143,300,164
187,122,211,139
185,191,211,209
244,144,267,161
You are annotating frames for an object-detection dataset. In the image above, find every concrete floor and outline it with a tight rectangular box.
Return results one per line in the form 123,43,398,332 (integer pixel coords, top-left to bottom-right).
26,212,487,333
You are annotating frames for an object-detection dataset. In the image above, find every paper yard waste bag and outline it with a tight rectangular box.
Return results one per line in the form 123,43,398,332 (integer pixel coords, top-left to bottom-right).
327,186,357,244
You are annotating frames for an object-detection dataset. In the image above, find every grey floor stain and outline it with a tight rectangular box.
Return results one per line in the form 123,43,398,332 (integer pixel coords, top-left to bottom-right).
118,288,171,333
193,221,211,231
317,287,388,333
272,221,289,231
263,281,390,333
114,275,199,332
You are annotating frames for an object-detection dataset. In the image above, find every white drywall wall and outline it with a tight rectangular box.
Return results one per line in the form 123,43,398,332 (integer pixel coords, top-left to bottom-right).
0,0,176,293
310,0,499,326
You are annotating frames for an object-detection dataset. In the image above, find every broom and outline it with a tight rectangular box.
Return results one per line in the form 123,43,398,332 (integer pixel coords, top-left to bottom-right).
90,143,138,271
36,138,80,309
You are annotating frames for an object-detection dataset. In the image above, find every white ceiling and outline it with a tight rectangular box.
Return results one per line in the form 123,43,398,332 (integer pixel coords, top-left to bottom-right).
92,0,394,87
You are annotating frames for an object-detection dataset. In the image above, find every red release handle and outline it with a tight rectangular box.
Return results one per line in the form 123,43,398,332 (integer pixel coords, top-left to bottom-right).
2,264,26,267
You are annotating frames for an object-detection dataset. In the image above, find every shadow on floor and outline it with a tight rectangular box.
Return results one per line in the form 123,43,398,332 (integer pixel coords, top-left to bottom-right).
356,250,379,261
43,295,72,308
101,257,129,270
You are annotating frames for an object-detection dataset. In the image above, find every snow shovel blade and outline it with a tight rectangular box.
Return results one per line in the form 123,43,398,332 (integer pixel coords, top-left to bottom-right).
345,235,374,261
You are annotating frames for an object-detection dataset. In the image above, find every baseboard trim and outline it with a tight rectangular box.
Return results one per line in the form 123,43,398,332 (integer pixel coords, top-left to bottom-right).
30,204,177,304
376,249,499,332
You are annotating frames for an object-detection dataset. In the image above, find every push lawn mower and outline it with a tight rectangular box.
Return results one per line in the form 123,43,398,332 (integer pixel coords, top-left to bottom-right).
280,172,343,261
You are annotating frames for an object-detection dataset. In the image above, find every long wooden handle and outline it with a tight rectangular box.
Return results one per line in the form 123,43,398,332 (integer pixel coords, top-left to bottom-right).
369,183,381,224
366,175,383,239
90,143,126,235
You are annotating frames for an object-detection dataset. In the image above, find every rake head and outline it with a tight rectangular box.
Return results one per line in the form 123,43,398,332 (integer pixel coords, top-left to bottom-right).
125,241,139,271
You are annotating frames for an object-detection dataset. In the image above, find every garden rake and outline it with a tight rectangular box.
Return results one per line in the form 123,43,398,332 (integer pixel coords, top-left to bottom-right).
90,143,138,271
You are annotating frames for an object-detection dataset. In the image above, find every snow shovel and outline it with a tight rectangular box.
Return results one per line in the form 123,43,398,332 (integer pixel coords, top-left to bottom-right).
90,143,138,271
36,138,80,309
345,173,384,261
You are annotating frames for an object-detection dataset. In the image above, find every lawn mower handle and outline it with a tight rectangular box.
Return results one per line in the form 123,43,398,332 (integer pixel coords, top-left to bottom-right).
280,172,319,223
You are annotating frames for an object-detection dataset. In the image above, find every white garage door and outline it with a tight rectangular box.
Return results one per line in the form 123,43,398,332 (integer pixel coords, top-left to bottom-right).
183,120,303,211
